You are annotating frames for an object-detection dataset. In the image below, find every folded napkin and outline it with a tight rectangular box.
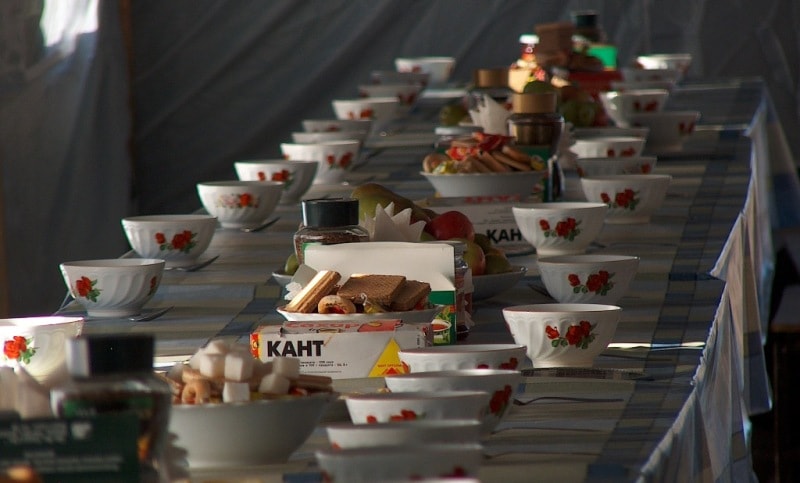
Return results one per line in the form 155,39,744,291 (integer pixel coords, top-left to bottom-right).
468,94,512,135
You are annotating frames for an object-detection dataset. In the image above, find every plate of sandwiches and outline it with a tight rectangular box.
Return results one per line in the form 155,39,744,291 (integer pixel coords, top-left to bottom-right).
277,270,444,324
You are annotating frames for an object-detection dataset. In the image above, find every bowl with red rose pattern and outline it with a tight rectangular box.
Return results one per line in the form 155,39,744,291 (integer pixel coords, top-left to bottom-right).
571,136,646,159
598,89,670,127
384,369,522,433
626,111,700,152
301,118,373,135
1,316,84,385
502,303,622,368
316,443,483,483
535,254,639,305
399,344,527,373
394,56,456,85
369,69,430,87
121,214,217,268
59,258,165,318
512,202,608,257
196,180,283,229
345,391,491,425
358,83,424,113
580,174,672,224
575,156,658,178
280,140,361,185
234,159,319,204
323,419,482,450
331,97,400,133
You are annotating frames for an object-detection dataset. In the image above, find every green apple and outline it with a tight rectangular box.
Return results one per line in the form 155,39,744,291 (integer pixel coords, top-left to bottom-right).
284,252,299,275
453,237,486,276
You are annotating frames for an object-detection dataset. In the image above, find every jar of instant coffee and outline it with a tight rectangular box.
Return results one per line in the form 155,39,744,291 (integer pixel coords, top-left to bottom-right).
50,334,171,480
294,198,369,265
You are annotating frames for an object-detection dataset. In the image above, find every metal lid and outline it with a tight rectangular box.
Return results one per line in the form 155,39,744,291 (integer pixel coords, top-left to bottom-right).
301,198,360,228
67,334,154,376
473,67,509,88
512,92,557,114
519,34,539,45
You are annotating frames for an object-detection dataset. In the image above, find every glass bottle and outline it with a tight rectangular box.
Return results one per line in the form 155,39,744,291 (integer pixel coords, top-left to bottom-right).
294,198,369,265
507,92,565,201
50,334,171,481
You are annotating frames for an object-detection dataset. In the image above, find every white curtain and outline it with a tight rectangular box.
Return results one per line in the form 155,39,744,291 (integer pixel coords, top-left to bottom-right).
2,0,800,315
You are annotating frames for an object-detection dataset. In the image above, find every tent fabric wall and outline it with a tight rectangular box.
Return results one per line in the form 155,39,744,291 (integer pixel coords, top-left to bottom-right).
1,0,799,316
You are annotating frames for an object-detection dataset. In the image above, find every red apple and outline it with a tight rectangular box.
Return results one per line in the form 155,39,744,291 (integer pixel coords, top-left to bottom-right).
424,211,475,241
453,237,486,276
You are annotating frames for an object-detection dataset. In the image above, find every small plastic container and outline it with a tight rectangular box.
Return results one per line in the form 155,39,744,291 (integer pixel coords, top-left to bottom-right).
294,198,369,265
50,334,171,480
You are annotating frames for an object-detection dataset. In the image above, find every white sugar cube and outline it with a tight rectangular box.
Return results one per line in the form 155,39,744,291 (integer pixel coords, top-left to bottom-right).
224,351,254,382
258,373,290,395
272,357,300,379
222,382,251,403
204,339,231,355
198,353,225,379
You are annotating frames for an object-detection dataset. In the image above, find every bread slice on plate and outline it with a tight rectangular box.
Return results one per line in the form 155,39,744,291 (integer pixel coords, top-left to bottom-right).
337,274,406,306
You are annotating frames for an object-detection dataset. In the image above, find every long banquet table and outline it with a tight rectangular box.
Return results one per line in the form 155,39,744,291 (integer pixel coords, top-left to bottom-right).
60,77,800,482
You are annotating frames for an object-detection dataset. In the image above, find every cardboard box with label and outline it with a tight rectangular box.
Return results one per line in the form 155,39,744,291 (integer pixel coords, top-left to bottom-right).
421,196,535,255
252,319,431,379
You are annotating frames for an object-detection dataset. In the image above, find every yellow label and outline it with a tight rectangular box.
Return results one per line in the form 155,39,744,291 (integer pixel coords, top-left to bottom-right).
368,338,405,377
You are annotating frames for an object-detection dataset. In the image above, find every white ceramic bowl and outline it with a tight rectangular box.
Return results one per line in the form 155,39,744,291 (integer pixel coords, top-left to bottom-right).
399,344,527,372
234,159,318,204
331,97,400,127
420,170,546,198
571,136,646,158
599,89,670,127
280,140,361,185
0,316,83,384
59,259,165,317
503,303,622,368
290,130,368,145
370,69,430,86
636,53,692,76
575,156,658,177
324,419,482,449
358,83,424,109
395,56,456,85
169,393,334,469
121,214,216,268
512,202,608,256
301,118,373,134
536,254,639,304
626,111,701,152
345,390,490,424
316,443,483,482
572,126,649,141
580,174,672,224
610,80,677,92
196,180,283,229
384,369,522,433
621,66,683,84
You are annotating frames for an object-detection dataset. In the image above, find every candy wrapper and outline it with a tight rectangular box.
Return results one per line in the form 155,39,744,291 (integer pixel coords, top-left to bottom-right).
468,94,512,135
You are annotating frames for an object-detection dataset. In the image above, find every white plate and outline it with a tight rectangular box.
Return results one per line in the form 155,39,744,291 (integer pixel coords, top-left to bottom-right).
277,305,444,324
472,266,527,301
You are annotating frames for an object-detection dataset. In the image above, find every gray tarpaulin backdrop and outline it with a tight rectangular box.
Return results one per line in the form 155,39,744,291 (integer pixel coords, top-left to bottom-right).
1,0,799,315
